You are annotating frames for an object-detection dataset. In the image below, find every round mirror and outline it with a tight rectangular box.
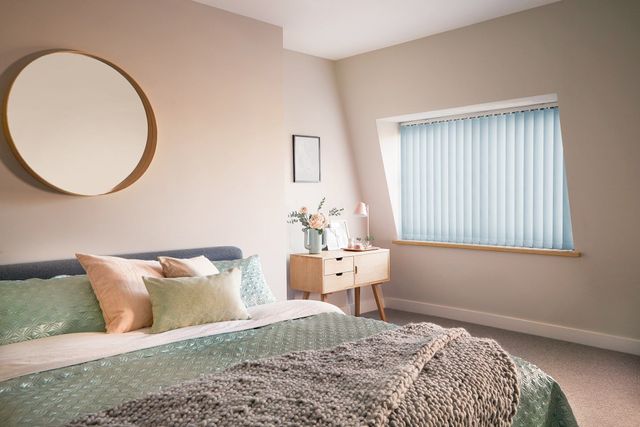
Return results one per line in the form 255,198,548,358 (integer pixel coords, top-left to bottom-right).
2,50,156,196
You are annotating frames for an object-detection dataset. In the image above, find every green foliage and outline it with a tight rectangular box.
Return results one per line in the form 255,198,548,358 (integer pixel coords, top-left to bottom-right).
287,197,344,232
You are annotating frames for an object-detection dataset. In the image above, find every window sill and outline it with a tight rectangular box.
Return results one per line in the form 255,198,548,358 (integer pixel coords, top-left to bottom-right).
392,240,581,257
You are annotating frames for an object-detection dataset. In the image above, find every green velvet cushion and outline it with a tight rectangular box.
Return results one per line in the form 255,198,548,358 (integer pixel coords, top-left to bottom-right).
211,255,276,307
144,268,250,334
0,275,105,345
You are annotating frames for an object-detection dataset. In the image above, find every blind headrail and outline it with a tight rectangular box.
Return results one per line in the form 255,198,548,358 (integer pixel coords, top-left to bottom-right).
400,102,559,127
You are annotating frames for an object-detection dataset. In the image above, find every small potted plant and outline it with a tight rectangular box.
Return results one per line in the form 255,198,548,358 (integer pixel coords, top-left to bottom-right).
287,197,343,254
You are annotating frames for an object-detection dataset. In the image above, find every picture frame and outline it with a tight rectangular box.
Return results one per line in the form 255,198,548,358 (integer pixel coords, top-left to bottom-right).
292,135,320,183
325,228,340,251
326,220,350,250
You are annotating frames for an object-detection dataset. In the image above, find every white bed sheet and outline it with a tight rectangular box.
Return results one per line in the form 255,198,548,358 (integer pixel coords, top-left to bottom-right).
0,300,343,382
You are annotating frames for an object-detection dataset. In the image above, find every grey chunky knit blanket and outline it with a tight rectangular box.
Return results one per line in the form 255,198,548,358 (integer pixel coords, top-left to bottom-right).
68,323,520,426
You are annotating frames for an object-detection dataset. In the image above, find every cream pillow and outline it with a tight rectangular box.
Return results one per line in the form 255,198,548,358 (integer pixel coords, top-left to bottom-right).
143,268,250,333
158,255,219,278
76,253,163,333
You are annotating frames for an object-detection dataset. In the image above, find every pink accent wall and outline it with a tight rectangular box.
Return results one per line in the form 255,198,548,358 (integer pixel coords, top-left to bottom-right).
0,0,288,300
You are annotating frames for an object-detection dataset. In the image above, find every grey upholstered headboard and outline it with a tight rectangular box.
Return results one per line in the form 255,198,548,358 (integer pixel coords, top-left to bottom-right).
0,246,243,280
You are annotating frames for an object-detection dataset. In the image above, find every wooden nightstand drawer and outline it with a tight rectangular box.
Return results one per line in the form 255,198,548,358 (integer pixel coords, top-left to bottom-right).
323,271,354,293
324,256,353,275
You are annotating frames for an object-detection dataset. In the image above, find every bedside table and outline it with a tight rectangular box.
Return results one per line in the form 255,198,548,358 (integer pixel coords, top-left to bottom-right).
289,248,390,321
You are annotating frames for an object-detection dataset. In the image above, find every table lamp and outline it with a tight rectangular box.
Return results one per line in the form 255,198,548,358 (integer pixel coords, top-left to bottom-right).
354,202,369,239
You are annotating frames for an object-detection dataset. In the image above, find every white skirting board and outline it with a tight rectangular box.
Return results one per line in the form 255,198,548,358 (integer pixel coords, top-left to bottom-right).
383,297,640,356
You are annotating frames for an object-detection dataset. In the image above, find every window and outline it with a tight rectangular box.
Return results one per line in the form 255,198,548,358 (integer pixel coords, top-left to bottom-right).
399,105,574,251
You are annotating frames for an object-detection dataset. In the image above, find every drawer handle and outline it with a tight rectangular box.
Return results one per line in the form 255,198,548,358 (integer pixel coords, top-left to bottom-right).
335,257,343,261
335,273,343,276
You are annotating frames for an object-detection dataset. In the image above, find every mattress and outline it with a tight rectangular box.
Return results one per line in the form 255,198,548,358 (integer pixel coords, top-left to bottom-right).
0,300,577,426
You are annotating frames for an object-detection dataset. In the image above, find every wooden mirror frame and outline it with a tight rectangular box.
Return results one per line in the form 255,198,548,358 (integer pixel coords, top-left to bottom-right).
1,49,157,196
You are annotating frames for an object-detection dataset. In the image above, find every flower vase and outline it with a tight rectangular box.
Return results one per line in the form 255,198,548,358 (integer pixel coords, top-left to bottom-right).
304,229,326,254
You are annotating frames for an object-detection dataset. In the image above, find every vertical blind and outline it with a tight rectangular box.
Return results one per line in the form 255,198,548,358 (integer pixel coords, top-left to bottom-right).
400,106,574,250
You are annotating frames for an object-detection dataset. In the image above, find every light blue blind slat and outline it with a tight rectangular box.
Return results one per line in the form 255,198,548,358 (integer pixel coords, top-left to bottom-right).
472,120,480,243
400,106,574,250
463,120,472,243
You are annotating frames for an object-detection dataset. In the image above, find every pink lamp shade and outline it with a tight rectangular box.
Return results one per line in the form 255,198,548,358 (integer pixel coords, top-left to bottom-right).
354,202,368,217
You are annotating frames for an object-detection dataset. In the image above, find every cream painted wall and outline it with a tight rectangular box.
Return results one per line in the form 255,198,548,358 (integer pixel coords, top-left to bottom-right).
282,50,369,309
335,0,640,339
0,0,288,300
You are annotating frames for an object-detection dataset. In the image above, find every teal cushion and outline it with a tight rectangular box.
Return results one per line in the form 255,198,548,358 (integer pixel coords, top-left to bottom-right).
0,275,105,345
211,255,276,307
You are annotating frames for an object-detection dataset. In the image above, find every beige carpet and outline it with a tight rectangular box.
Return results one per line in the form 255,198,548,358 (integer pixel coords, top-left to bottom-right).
363,309,640,427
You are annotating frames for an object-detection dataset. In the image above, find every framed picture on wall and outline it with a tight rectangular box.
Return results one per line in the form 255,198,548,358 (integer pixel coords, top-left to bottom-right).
292,135,320,182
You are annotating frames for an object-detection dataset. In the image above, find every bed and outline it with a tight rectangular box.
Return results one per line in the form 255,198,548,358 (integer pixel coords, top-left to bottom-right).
0,246,578,426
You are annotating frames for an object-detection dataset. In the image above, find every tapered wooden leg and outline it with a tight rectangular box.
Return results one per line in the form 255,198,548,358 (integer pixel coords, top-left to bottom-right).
354,287,361,316
371,284,386,322
302,291,310,300
320,293,328,303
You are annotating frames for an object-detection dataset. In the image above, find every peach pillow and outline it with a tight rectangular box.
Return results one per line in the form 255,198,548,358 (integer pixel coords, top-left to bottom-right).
158,255,219,278
76,253,163,333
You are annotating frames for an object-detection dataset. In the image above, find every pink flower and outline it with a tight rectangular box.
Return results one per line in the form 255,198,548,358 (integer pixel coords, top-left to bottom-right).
308,213,327,230
299,207,308,214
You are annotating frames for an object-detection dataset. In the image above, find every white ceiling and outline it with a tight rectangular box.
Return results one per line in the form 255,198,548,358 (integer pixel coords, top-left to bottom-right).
193,0,559,60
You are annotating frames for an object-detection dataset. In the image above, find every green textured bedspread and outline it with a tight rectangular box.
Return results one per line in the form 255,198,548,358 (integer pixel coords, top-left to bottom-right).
0,313,577,427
